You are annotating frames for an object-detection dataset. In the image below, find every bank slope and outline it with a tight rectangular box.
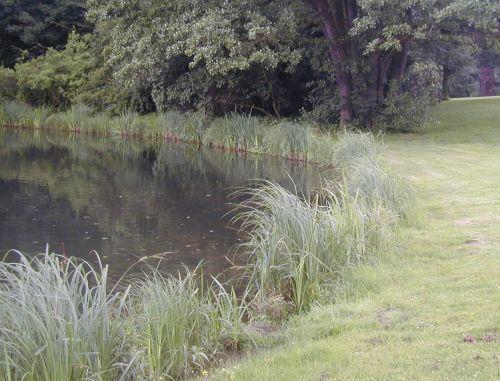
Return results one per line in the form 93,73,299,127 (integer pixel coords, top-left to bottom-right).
206,97,500,380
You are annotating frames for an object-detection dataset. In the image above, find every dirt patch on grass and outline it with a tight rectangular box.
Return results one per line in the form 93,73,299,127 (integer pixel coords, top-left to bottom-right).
376,307,406,328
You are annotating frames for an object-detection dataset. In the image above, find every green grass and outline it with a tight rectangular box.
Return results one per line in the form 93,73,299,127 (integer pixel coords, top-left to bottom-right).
202,97,500,380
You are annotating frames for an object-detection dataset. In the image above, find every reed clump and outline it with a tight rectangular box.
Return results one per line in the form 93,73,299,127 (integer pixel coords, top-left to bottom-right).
0,250,130,381
0,251,250,381
233,133,414,314
129,268,250,379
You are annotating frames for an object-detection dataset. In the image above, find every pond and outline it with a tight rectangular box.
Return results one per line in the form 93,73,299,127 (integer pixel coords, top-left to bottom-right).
0,129,322,280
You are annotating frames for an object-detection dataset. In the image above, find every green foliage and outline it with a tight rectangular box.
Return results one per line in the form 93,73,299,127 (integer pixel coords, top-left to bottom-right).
204,115,265,151
0,0,90,67
0,67,17,100
130,268,250,379
15,32,95,108
379,62,441,132
232,131,414,313
0,251,250,381
234,181,395,314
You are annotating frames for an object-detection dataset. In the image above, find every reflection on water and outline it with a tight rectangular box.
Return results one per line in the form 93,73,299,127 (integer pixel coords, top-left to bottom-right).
0,129,322,279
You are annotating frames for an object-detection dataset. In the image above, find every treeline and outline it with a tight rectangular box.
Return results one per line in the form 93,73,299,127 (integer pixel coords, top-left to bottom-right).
1,0,499,130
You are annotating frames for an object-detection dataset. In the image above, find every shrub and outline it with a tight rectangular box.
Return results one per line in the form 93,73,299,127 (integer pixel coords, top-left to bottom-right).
378,61,440,132
0,67,18,101
15,32,95,109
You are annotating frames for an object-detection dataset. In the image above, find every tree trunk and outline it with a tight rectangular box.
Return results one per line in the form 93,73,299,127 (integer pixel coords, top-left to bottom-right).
441,65,450,100
479,65,495,96
304,0,354,124
389,40,410,83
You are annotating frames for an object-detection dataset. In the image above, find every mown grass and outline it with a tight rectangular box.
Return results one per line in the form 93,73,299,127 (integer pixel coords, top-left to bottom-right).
202,97,500,380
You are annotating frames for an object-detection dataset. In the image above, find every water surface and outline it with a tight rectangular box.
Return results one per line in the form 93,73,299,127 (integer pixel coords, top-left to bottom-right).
0,129,321,279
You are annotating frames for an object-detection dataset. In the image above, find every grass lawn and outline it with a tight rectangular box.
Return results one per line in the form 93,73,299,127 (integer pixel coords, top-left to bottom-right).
204,97,500,380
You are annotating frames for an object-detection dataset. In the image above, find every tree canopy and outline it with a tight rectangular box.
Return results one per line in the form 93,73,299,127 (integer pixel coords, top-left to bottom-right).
1,0,499,128
0,0,90,67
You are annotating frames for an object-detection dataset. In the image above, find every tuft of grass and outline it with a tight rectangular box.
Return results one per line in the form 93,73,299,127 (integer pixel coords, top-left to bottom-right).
233,180,394,314
0,249,131,381
0,250,251,381
0,101,34,126
329,132,416,221
128,266,250,380
204,114,265,152
264,122,312,160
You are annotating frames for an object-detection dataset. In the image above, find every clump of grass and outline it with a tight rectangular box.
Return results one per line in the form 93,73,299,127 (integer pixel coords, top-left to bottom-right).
85,113,112,135
115,110,140,136
0,250,252,381
0,101,35,126
204,114,265,152
156,111,188,140
263,122,312,160
129,267,250,380
233,180,393,314
0,249,131,381
154,111,207,143
331,132,416,220
45,104,94,131
331,132,377,169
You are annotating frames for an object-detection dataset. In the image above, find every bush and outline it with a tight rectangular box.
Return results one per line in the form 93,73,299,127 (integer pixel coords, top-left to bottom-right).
15,32,95,109
0,67,18,101
378,62,440,132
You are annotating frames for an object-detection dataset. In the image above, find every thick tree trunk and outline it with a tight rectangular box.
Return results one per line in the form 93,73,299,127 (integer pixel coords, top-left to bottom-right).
389,40,410,83
304,0,354,124
441,65,450,100
479,65,495,96
334,62,354,124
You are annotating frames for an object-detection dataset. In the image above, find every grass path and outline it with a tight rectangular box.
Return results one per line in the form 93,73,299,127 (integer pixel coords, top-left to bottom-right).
205,97,500,380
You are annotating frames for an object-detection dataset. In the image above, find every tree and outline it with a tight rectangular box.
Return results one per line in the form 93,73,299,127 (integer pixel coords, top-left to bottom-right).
475,38,499,96
300,0,499,125
87,1,306,115
87,0,500,127
0,0,90,67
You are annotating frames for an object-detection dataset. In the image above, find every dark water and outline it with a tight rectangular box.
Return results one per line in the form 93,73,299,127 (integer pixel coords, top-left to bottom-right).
0,129,321,280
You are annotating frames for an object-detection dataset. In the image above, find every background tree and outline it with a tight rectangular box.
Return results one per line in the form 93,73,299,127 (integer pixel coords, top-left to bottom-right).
0,0,90,67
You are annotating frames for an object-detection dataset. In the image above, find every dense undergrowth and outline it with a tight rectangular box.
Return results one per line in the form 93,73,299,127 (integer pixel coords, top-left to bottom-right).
0,113,415,380
0,101,340,164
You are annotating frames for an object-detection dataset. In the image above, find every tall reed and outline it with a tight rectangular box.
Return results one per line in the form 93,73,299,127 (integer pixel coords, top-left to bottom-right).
128,266,250,379
0,249,131,381
233,180,394,314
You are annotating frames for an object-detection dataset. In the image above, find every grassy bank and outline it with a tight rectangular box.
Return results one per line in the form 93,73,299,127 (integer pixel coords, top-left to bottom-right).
202,97,500,380
0,102,339,164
